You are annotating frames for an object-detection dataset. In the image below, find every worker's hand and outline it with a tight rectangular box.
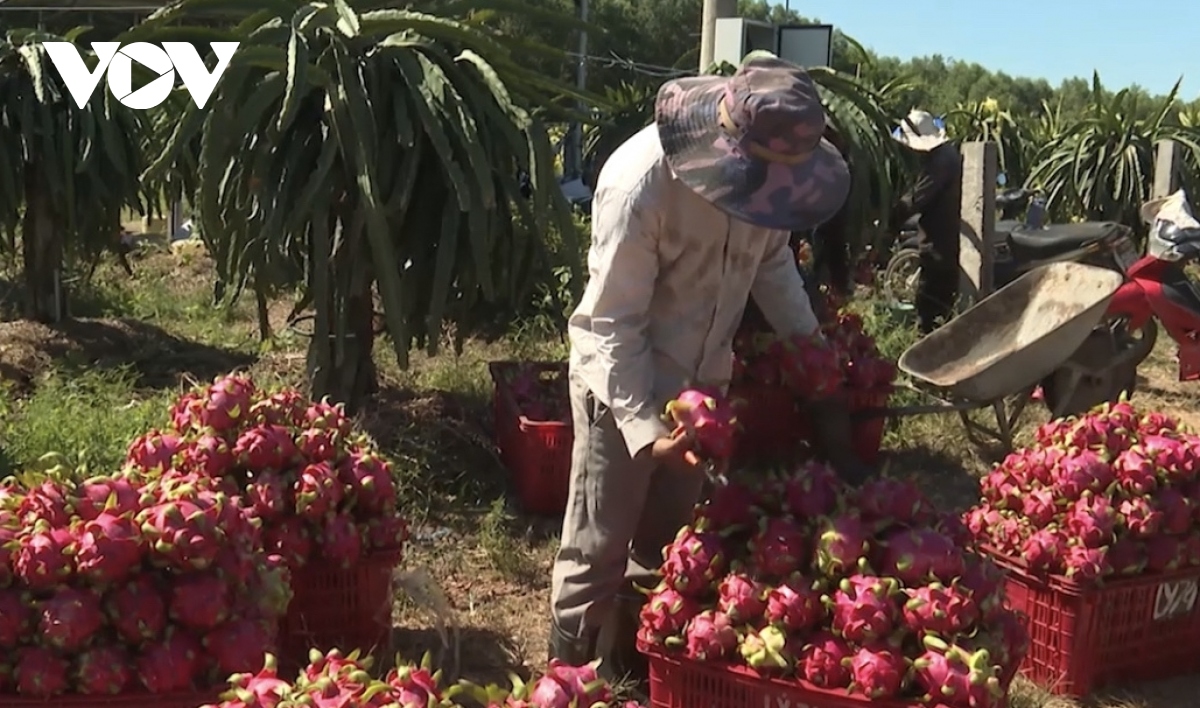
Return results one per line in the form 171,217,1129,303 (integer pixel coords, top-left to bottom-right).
642,426,702,475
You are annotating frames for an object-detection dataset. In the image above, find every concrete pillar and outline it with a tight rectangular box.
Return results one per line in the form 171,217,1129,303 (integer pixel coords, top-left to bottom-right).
1153,139,1181,199
699,0,737,72
959,141,998,301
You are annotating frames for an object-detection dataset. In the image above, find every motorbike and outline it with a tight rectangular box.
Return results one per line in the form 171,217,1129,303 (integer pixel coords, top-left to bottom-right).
881,175,1138,310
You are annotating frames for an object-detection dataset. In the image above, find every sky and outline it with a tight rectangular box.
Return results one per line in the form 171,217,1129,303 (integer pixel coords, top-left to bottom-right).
786,0,1200,99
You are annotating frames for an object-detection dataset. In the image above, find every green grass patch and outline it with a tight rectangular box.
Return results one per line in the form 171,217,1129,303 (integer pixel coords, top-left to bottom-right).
0,367,174,478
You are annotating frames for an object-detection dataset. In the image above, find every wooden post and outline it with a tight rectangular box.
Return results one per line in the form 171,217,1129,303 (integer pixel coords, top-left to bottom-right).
1153,139,1181,199
699,0,737,71
959,141,998,301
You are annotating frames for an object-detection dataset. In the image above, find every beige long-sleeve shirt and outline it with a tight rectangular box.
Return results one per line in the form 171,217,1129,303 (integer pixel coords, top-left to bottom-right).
567,124,821,459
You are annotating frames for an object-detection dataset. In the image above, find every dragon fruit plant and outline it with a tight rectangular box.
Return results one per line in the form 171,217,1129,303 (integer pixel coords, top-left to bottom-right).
129,373,410,571
964,399,1200,582
201,650,647,708
732,312,897,396
636,462,1027,706
0,472,291,697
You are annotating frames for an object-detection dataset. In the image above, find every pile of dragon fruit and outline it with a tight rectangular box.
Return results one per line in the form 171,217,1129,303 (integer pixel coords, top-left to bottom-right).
733,312,897,398
637,463,1029,707
202,650,646,708
0,470,291,697
497,363,570,423
131,373,409,571
966,401,1200,581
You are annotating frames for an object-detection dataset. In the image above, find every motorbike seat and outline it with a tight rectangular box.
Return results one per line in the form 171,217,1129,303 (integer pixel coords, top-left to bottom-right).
1007,222,1123,260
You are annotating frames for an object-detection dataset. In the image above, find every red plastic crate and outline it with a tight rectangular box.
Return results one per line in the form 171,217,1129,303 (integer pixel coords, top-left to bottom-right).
0,691,219,708
488,361,573,516
643,646,983,708
987,549,1200,696
730,384,893,464
279,550,402,672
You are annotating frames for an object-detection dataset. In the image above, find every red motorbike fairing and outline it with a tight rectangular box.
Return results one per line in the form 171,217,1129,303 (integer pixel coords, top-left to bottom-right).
1107,255,1200,380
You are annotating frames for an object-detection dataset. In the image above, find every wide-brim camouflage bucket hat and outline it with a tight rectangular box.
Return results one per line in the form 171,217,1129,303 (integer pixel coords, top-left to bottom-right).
655,55,850,231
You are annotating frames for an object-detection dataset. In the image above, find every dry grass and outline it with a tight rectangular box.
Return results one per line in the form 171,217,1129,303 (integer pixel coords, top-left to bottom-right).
2,245,1200,707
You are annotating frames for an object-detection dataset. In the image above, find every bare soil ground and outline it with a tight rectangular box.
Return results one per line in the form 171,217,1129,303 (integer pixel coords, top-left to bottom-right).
2,248,1200,706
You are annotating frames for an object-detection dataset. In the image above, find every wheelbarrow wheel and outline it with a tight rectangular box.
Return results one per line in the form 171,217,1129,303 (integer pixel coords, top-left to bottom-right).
882,248,921,308
1041,319,1157,417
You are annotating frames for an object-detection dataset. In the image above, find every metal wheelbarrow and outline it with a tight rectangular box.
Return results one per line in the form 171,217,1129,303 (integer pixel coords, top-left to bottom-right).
864,262,1129,450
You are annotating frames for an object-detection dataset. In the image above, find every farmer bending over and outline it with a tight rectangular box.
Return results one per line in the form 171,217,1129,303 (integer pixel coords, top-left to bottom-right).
549,56,872,680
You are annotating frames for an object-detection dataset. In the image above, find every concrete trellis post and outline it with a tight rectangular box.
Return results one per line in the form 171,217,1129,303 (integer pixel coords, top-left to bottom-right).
959,141,998,301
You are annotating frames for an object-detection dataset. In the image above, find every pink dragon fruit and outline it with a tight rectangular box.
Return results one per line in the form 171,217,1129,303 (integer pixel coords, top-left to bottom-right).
773,333,845,398
223,655,290,708
660,526,726,595
739,625,792,672
902,582,980,635
1142,434,1190,477
1066,493,1119,547
294,462,346,520
251,390,309,427
203,619,274,675
845,645,909,699
1000,447,1063,487
1118,496,1164,538
184,433,237,477
1052,450,1114,500
814,514,872,577
1146,536,1183,573
364,514,410,552
107,575,167,644
638,586,699,645
664,387,737,460
1156,487,1193,535
75,475,145,521
963,505,1003,541
827,574,900,643
1139,412,1181,437
18,481,75,526
716,572,768,624
781,462,843,518
389,662,447,708
1021,528,1068,574
169,573,231,631
749,517,808,578
40,588,105,653
264,517,313,567
76,512,146,585
15,647,69,697
681,610,738,661
765,576,825,632
535,659,612,708
693,479,757,530
201,374,258,432
855,476,934,525
935,512,974,548
874,528,964,585
140,500,223,571
980,467,1023,509
13,521,74,589
248,470,291,520
1114,448,1159,495
297,427,340,462
318,513,363,567
338,450,396,512
912,636,1005,708
234,424,300,471
0,589,32,648
1020,486,1059,526
800,632,854,689
126,431,183,473
136,630,202,692
1064,544,1110,581
75,645,132,694
305,399,354,436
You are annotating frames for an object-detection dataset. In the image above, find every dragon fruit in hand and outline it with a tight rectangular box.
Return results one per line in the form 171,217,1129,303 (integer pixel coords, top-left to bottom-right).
664,387,737,460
